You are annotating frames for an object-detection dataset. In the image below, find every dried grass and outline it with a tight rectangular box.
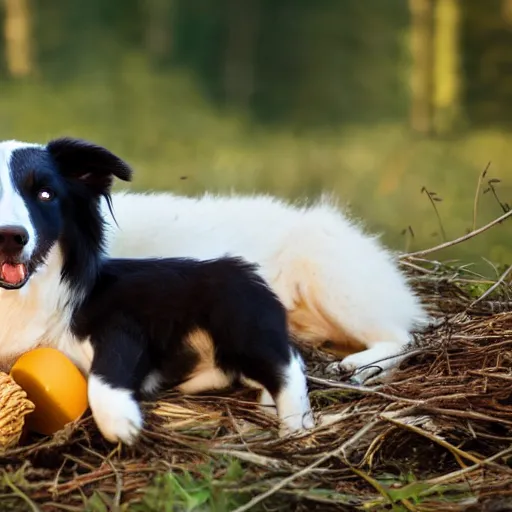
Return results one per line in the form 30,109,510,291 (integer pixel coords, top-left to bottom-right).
1,223,512,511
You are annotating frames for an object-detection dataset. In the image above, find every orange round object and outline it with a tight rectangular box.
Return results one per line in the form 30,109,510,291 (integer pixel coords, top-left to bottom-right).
10,347,89,436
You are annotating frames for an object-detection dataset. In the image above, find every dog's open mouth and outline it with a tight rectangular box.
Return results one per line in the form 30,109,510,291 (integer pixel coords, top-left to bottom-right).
0,262,29,289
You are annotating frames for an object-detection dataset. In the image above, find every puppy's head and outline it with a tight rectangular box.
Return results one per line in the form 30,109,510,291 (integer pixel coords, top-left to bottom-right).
0,137,132,290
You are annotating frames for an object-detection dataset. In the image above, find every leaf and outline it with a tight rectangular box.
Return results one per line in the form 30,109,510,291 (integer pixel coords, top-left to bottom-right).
386,481,433,502
488,178,501,184
224,459,244,480
187,488,211,509
86,492,109,512
287,488,359,505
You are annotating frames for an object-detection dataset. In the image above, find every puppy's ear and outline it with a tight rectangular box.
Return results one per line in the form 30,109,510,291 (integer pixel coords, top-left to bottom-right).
47,137,133,195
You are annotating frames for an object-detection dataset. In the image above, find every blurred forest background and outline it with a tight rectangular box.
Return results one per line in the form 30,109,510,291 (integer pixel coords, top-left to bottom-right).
1,0,511,272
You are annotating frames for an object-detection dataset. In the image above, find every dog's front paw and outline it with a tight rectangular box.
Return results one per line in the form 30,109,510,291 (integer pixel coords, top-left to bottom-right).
326,355,383,384
88,375,143,445
326,343,406,384
278,411,316,438
325,360,343,375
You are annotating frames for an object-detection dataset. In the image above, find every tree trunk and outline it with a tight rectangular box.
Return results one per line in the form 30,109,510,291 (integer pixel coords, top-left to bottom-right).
433,0,461,134
408,0,435,134
3,0,34,78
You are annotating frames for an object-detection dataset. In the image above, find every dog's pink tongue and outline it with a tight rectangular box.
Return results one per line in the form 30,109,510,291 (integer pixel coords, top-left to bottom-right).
1,263,26,285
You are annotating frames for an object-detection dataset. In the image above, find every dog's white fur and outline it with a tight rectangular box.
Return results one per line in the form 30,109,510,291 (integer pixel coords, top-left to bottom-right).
88,374,143,444
0,141,39,260
0,245,90,371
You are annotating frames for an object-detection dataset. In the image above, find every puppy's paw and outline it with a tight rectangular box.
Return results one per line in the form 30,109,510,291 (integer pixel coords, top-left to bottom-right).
278,412,315,438
327,355,383,384
277,402,316,437
325,360,345,375
88,375,143,445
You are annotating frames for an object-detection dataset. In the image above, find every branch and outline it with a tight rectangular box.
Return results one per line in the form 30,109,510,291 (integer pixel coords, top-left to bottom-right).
401,209,512,259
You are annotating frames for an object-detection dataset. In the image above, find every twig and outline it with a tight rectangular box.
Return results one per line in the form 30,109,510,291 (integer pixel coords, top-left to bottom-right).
210,449,314,473
483,256,501,278
399,259,436,274
381,415,482,465
108,459,123,511
2,472,40,512
418,406,512,426
472,162,490,231
422,187,447,241
401,226,415,253
307,375,423,405
485,178,510,214
467,371,512,381
402,209,512,259
425,445,512,485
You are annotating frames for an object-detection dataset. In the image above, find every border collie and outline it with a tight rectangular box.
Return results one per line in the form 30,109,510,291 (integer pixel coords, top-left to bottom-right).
0,138,313,444
0,137,428,386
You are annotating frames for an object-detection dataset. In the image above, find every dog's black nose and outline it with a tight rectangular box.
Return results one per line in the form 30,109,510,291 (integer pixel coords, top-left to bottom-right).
0,226,29,252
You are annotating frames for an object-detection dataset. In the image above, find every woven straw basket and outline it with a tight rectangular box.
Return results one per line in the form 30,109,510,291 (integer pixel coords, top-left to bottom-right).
0,372,35,449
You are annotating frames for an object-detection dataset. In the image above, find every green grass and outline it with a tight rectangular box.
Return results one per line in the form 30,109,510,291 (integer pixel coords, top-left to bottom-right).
85,463,474,512
367,472,473,511
83,459,253,512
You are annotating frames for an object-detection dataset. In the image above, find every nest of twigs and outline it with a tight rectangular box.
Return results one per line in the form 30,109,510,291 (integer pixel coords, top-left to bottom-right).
1,224,512,511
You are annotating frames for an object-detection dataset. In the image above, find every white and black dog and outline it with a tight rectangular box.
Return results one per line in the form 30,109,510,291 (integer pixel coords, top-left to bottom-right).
0,137,314,444
0,137,427,416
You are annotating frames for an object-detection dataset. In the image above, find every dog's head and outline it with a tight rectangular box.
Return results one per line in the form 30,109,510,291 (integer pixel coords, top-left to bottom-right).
0,137,132,290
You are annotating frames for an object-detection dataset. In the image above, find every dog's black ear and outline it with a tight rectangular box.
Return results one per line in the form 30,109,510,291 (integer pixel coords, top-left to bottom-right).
47,137,133,195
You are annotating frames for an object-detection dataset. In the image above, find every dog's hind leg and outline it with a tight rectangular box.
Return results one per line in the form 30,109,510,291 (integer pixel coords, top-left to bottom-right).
177,330,313,434
274,350,315,434
236,334,315,435
269,220,428,383
276,265,419,383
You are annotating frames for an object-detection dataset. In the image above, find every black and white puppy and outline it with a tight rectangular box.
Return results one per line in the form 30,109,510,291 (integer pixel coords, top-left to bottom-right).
0,138,313,444
77,255,314,443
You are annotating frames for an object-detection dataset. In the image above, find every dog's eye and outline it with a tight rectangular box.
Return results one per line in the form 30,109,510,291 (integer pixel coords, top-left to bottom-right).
37,188,55,202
